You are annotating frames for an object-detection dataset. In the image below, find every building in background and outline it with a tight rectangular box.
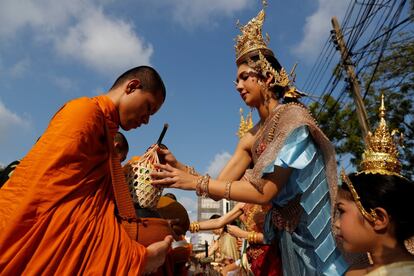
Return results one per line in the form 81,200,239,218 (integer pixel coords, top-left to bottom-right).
191,197,237,248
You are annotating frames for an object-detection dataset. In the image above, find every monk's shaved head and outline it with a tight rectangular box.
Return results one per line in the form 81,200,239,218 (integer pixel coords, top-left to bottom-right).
111,66,166,102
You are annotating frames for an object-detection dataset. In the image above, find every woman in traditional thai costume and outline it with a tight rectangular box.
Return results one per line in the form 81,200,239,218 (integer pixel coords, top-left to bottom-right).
189,202,281,276
152,2,348,275
336,94,414,275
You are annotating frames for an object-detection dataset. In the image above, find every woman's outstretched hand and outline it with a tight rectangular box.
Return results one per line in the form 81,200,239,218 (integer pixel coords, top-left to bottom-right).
150,163,197,190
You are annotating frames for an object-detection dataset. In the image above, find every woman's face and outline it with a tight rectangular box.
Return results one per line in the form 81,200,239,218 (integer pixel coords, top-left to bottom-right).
334,190,375,253
235,63,263,107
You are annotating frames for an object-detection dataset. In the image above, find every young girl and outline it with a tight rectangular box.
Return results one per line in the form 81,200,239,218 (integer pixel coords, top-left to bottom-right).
336,172,414,275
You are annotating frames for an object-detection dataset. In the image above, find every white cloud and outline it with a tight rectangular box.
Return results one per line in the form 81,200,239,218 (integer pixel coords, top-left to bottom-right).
177,195,198,221
51,76,77,92
205,151,232,178
293,0,349,62
9,59,31,78
154,0,251,28
0,100,30,142
0,0,84,37
55,9,153,75
0,0,153,75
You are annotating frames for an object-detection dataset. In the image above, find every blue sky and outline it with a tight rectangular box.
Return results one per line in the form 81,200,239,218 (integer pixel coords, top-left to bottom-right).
0,0,352,220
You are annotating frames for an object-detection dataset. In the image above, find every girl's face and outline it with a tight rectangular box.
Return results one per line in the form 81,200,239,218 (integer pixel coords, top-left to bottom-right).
334,190,376,253
213,228,224,236
235,63,263,107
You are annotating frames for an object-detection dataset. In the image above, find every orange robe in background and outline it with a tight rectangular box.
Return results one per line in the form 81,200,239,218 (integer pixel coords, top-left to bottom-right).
0,95,147,275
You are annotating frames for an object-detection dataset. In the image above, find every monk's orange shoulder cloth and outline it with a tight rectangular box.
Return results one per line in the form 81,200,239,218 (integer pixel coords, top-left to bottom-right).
0,96,147,275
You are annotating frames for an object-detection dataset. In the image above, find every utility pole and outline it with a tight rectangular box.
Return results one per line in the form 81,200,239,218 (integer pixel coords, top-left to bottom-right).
331,16,370,139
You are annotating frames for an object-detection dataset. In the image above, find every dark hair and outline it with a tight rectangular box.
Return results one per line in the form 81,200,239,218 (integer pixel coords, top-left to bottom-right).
210,214,221,220
237,50,286,100
114,131,129,153
111,66,166,102
340,173,414,244
163,192,177,201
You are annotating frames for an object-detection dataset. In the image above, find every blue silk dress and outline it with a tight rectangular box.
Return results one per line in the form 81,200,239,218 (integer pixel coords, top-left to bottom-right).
262,126,348,276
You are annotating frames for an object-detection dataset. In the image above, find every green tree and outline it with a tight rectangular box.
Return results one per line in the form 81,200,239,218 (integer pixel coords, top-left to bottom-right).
310,31,414,179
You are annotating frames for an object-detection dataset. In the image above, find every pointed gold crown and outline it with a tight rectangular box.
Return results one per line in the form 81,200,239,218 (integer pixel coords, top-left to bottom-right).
234,1,306,99
237,108,253,139
359,93,403,177
235,0,273,63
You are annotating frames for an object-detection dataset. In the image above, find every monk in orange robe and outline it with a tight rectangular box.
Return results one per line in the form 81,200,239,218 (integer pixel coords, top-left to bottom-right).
0,66,172,275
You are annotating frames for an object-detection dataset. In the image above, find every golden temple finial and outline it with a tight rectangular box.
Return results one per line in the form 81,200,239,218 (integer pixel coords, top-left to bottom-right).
359,92,403,177
237,108,253,139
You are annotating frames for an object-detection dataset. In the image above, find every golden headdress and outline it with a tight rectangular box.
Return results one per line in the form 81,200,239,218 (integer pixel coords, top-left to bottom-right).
234,0,305,99
340,94,414,254
359,93,402,176
341,93,404,222
234,0,273,63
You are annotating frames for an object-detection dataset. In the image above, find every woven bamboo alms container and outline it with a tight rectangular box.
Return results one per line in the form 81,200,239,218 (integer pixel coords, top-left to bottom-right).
124,145,163,209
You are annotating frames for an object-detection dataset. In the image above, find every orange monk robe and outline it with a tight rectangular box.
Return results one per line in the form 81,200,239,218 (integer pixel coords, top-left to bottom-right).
0,95,147,275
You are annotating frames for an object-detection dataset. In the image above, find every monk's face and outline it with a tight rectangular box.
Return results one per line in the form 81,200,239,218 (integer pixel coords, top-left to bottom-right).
119,88,164,131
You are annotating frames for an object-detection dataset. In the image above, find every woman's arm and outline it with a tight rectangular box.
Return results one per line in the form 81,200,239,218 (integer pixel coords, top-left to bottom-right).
216,133,254,181
156,131,254,181
151,163,292,204
197,203,245,230
226,225,264,244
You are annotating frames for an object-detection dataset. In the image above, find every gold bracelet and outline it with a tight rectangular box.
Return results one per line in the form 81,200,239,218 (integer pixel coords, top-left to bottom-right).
224,181,232,200
201,174,210,197
190,222,200,233
247,231,257,244
196,176,203,196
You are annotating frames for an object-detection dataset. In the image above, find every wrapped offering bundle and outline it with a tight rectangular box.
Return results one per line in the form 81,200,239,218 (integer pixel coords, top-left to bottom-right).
124,124,168,209
124,145,163,209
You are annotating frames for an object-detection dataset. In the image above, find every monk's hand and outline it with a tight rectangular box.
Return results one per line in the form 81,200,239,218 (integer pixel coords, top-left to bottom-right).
226,225,245,238
143,235,173,275
151,163,198,190
154,144,182,168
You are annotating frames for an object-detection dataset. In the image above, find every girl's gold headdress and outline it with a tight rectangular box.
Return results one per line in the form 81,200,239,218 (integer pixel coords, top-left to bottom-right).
359,93,403,176
341,93,404,222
